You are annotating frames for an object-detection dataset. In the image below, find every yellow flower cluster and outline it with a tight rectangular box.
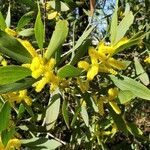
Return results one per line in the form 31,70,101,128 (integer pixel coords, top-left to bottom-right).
5,28,17,37
95,88,121,115
78,39,128,80
24,56,59,92
2,90,32,105
45,2,60,20
0,137,21,150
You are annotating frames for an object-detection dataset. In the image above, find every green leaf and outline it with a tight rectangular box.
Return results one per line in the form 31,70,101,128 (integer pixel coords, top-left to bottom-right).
0,30,32,63
44,20,68,60
127,122,143,137
5,5,11,27
17,103,25,118
21,138,62,150
0,78,35,94
0,66,31,85
1,127,15,146
45,92,61,130
80,104,89,127
134,57,149,86
70,39,91,65
18,28,34,37
118,90,135,104
57,65,81,78
108,105,128,135
71,105,81,127
115,11,134,44
0,12,7,30
34,5,44,50
63,0,77,9
17,11,34,31
110,0,118,45
62,99,69,129
110,75,150,101
48,1,69,11
0,101,11,133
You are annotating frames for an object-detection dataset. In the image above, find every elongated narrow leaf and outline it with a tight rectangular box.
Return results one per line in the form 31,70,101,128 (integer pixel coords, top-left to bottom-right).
0,78,35,94
70,39,91,65
115,11,134,44
110,75,150,101
1,127,15,146
44,20,68,60
5,5,11,27
0,12,7,30
108,105,128,135
18,28,34,37
34,5,44,50
17,11,34,31
118,90,135,104
71,105,81,127
0,30,32,63
21,138,62,150
45,93,61,130
57,65,81,78
62,99,69,129
81,104,89,127
0,101,11,133
0,66,31,85
110,0,118,45
134,57,149,85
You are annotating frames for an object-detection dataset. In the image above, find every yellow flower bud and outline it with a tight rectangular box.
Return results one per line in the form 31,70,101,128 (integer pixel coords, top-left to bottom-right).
78,61,90,71
87,64,99,80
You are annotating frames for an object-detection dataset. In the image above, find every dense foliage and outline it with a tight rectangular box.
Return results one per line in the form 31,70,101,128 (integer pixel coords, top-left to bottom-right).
0,0,149,149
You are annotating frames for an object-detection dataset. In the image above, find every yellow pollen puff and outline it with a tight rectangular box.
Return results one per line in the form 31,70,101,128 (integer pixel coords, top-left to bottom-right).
1,59,7,66
32,68,43,79
108,88,118,100
5,28,17,37
87,64,99,80
98,42,114,54
78,61,90,71
108,58,126,70
144,57,150,63
5,138,21,150
18,39,37,57
47,58,56,69
35,77,48,92
114,37,129,50
109,101,121,114
48,11,59,20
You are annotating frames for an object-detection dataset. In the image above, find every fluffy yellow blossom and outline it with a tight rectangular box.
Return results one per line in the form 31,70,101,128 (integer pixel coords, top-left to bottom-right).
48,11,60,20
0,137,21,150
144,57,150,63
2,90,32,106
17,39,38,57
94,88,121,115
25,56,59,92
78,40,126,80
108,88,121,114
5,28,17,37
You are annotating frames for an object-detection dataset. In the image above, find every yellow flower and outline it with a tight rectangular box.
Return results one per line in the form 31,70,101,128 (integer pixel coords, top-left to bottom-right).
144,57,150,63
87,64,99,80
27,56,59,92
108,88,121,114
78,40,126,80
78,61,90,71
5,28,17,37
48,11,60,20
2,90,32,106
0,137,21,150
17,39,38,57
